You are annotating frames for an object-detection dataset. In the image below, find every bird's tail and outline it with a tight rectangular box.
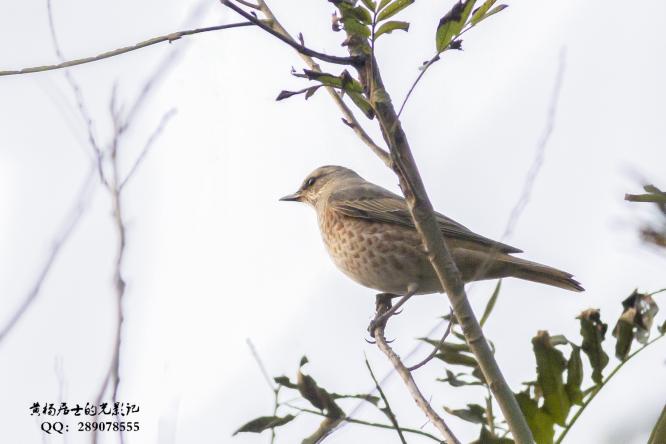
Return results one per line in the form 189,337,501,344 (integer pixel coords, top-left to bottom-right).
499,255,584,292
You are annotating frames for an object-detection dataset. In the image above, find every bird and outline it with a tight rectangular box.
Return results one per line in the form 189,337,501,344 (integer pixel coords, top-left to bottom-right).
280,165,583,296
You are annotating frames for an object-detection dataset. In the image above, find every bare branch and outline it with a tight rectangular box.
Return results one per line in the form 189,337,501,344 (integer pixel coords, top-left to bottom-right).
246,339,281,444
0,166,97,343
47,0,107,185
397,25,474,119
0,22,254,77
255,1,391,166
364,356,407,444
408,309,453,372
220,0,358,66
120,109,177,190
285,404,443,442
372,296,460,444
503,49,567,238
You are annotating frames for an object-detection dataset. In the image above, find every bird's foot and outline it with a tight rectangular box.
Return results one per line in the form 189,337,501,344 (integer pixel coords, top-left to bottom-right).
367,293,394,339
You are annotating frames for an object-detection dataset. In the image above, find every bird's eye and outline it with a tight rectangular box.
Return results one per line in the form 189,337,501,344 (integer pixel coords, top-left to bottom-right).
305,177,317,188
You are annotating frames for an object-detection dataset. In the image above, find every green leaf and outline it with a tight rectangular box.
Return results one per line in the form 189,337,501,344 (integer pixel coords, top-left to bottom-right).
435,0,476,53
377,0,393,13
376,0,414,22
444,403,486,424
480,280,501,327
484,5,509,21
296,357,344,416
532,331,570,425
344,5,373,25
347,91,375,119
613,313,634,360
470,0,497,25
374,20,410,38
471,1,507,25
435,349,479,367
420,337,470,353
564,345,584,405
233,415,295,435
578,309,609,384
360,0,377,12
299,69,364,93
515,392,556,444
438,369,483,387
342,17,371,38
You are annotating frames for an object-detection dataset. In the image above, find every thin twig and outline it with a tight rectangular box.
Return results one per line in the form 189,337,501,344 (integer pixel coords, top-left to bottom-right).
396,26,474,119
372,297,460,444
247,339,281,444
47,0,106,185
286,405,443,442
0,166,97,343
408,309,453,371
120,109,177,190
220,0,358,66
0,22,254,77
554,332,666,444
503,48,566,238
364,356,407,444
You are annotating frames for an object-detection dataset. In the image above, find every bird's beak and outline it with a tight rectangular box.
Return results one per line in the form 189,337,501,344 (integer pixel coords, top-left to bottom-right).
279,191,302,202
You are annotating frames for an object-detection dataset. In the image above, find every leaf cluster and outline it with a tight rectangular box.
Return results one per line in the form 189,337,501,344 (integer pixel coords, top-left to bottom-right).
419,286,665,444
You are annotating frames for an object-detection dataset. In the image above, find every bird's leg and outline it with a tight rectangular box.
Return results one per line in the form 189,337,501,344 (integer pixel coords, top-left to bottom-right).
367,283,419,337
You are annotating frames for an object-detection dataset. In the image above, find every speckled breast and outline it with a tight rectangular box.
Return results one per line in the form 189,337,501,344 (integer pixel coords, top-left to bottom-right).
318,205,439,294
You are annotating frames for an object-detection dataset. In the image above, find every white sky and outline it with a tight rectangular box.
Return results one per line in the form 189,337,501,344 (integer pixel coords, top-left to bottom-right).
1,1,665,443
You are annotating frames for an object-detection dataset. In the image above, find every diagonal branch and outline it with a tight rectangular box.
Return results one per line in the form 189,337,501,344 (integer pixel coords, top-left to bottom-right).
254,1,391,166
220,0,359,66
364,356,408,444
120,109,177,190
0,22,254,77
372,295,460,444
0,166,97,343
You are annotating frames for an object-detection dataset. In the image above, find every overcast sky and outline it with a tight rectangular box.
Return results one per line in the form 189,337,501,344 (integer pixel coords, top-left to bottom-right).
1,1,665,443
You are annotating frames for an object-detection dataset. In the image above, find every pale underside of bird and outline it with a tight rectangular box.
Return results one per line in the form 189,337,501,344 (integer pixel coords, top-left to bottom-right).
281,165,584,295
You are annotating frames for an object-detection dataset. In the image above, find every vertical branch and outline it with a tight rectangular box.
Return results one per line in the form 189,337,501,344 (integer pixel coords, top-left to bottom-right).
246,339,281,444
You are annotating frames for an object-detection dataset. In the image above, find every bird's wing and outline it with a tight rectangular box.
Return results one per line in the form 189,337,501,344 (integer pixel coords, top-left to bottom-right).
330,184,522,254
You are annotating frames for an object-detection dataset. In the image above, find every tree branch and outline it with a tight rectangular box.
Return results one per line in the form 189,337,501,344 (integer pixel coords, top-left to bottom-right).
220,0,359,66
120,109,177,190
0,22,254,77
372,295,460,444
286,405,444,442
364,356,408,444
251,1,392,166
0,166,97,343
351,41,535,444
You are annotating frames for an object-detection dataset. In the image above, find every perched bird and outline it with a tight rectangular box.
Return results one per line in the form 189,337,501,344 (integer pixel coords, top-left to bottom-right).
280,165,583,295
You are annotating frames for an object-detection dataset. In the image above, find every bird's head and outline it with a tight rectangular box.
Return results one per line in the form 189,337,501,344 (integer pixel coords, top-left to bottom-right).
280,165,361,206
